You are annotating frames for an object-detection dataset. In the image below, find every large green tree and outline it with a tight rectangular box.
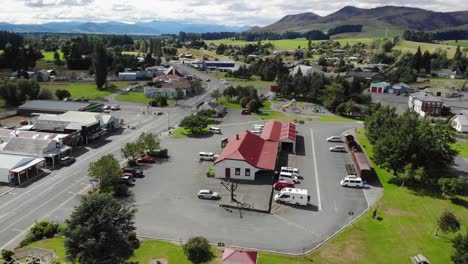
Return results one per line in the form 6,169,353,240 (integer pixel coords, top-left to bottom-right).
121,142,145,161
321,82,345,113
180,115,209,135
435,210,460,236
452,231,468,264
93,40,108,89
183,236,212,264
88,154,122,189
138,132,160,153
64,193,139,264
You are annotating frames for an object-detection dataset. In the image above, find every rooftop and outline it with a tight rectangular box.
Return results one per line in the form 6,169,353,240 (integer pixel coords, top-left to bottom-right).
215,131,278,171
260,121,296,143
222,248,258,264
18,100,96,113
411,91,442,102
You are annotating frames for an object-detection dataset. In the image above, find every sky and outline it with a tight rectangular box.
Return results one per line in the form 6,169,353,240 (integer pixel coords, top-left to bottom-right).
0,0,467,26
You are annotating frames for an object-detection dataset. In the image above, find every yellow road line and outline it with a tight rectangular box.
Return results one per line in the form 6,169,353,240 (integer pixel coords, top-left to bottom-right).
272,214,322,238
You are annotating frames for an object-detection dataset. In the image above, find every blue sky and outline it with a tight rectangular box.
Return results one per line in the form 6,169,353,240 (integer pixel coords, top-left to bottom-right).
1,0,467,26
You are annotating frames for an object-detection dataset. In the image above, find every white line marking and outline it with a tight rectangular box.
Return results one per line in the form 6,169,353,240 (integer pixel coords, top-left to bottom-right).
363,188,370,207
311,128,322,212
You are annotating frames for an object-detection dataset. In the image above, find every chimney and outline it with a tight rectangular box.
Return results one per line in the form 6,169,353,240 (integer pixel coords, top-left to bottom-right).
236,134,239,140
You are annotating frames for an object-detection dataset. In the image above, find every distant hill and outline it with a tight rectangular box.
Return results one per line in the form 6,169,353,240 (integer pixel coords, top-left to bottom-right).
0,20,251,35
250,6,468,33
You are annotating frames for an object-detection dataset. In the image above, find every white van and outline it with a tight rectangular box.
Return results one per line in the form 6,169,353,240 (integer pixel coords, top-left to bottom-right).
274,188,310,206
199,152,217,161
280,166,299,176
251,129,262,135
209,127,221,134
278,171,299,183
340,176,364,188
253,124,264,130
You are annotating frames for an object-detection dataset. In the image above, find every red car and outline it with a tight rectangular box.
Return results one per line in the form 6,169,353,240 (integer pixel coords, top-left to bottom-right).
137,155,156,163
241,109,251,115
273,180,295,190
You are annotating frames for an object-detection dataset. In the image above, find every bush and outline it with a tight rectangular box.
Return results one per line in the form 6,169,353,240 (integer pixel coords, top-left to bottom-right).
1,249,14,262
147,149,169,159
197,109,216,117
183,236,212,264
38,88,53,99
127,159,137,167
114,184,130,197
149,100,158,107
206,166,215,177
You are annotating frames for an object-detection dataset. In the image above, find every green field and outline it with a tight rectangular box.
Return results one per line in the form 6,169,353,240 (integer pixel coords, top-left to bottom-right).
409,77,466,89
40,82,134,100
26,237,221,264
394,40,461,58
453,139,468,158
318,115,358,122
442,40,468,48
40,50,64,62
207,72,273,90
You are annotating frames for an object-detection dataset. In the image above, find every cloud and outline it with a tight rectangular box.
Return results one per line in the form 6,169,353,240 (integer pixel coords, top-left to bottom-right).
112,1,135,12
24,0,93,8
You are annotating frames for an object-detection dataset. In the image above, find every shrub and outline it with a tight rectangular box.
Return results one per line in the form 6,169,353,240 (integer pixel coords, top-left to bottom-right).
149,100,158,107
114,184,130,197
38,88,53,99
127,159,137,167
1,249,14,262
206,166,215,177
183,236,212,264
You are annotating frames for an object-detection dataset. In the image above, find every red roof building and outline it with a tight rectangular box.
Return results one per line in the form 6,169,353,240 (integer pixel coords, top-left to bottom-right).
214,121,296,180
222,248,258,264
260,121,296,153
153,74,181,82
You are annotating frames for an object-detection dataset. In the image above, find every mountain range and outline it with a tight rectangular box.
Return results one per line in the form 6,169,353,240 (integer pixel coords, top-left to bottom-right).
0,20,251,35
250,6,468,33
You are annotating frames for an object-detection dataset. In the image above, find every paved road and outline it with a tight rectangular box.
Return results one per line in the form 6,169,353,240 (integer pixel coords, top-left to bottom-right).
0,64,224,250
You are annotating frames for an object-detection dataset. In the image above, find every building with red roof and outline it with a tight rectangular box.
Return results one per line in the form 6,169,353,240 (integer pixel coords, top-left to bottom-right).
222,248,258,264
214,131,279,180
260,121,296,152
214,121,296,180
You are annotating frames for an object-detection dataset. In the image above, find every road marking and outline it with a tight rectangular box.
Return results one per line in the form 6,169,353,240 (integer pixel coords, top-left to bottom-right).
270,203,284,214
310,128,322,212
362,188,370,208
272,214,322,238
11,229,22,232
334,200,338,212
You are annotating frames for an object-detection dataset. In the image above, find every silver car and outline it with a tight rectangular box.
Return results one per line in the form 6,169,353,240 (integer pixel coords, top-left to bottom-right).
197,190,221,200
329,146,346,152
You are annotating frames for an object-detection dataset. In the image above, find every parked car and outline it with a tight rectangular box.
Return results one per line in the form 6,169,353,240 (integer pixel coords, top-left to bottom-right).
274,188,310,206
205,79,211,82
157,112,163,115
123,168,143,178
280,166,299,176
273,180,295,190
241,109,251,115
209,127,221,134
199,152,218,161
326,136,342,142
251,129,262,135
59,156,76,166
103,105,111,110
137,155,156,163
20,120,29,126
111,104,120,110
119,175,134,185
340,176,364,188
197,190,221,200
329,146,346,152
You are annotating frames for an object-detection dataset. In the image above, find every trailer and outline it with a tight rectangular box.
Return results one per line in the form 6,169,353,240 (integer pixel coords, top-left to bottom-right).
352,152,372,180
274,188,310,206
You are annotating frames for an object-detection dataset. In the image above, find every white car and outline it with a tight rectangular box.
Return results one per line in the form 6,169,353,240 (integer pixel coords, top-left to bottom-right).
197,190,221,200
103,105,111,110
110,104,120,110
326,136,342,142
340,176,364,188
329,146,346,152
280,166,299,176
253,124,264,129
251,129,262,135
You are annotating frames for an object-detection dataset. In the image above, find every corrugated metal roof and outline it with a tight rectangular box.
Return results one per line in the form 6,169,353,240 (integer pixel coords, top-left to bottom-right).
260,121,296,143
19,100,92,112
222,248,258,264
215,131,278,170
2,137,52,155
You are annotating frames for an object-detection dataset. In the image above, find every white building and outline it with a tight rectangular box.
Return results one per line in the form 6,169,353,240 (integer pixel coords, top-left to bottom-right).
451,114,468,133
408,92,444,117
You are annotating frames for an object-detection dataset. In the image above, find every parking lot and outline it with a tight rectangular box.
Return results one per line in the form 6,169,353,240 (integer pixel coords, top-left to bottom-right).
130,109,378,253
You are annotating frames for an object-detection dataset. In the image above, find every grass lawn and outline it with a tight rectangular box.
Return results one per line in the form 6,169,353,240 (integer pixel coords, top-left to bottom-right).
115,91,152,104
452,138,468,158
173,126,210,138
25,237,221,264
218,98,243,109
40,82,136,100
409,77,466,89
40,50,64,62
27,237,67,261
318,115,359,122
442,40,468,48
394,40,460,58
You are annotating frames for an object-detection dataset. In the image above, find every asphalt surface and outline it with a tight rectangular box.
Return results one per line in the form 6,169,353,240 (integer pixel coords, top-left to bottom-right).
0,64,224,250
131,109,371,253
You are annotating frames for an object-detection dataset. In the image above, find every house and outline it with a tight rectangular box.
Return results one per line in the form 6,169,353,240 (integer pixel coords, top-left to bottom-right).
408,92,444,117
346,71,386,82
222,248,258,264
198,102,226,117
450,68,465,79
291,65,322,77
429,87,462,98
36,70,51,82
451,114,468,133
214,131,279,180
164,66,184,76
145,66,167,77
432,69,452,78
260,121,296,153
369,82,391,93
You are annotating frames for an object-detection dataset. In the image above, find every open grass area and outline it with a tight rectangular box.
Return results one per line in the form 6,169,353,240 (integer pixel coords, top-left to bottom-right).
25,237,221,264
442,40,468,48
40,82,135,100
115,91,151,104
40,50,64,62
452,138,468,158
394,40,460,58
207,72,273,90
218,98,243,109
409,77,466,89
173,126,210,138
318,115,359,122
122,51,141,56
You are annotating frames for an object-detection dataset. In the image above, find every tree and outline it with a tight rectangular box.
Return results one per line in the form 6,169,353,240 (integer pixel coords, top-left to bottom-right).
239,96,250,108
121,142,145,161
452,231,468,264
210,89,221,102
159,96,168,107
88,154,122,189
321,83,345,113
197,109,216,117
414,46,423,73
38,88,53,99
183,236,212,264
55,89,71,100
180,115,209,135
93,40,108,89
246,99,259,112
223,86,238,101
64,193,139,264
422,50,431,74
438,178,465,198
435,210,460,236
53,51,62,66
138,132,159,153
1,249,14,263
